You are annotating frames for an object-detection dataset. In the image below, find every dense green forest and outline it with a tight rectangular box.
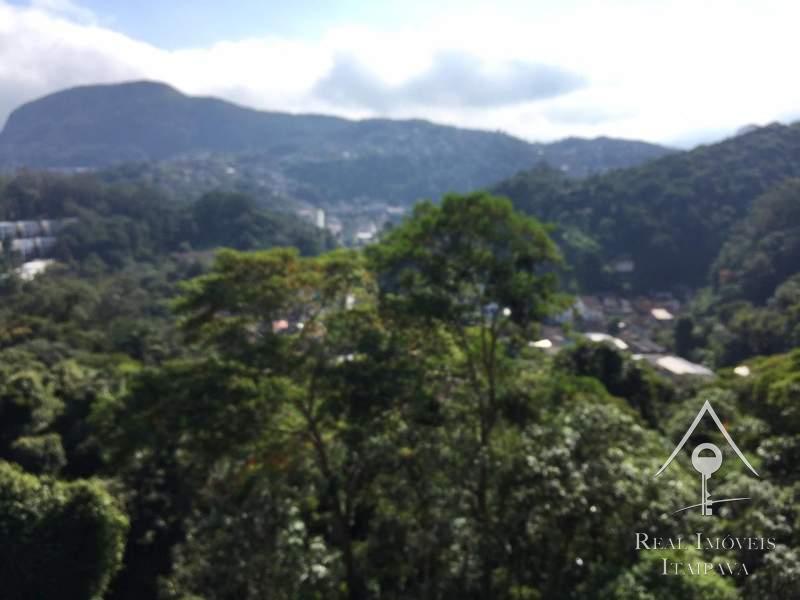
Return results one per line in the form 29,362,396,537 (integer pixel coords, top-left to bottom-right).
494,122,800,292
0,173,333,268
1,175,799,599
676,179,800,367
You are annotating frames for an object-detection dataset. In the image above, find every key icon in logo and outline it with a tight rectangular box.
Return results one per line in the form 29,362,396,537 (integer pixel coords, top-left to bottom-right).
691,443,722,516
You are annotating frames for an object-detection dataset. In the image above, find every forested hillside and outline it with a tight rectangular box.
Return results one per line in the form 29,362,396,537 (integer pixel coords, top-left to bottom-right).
5,0,800,596
1,187,799,599
679,179,800,366
0,82,674,208
0,173,333,269
494,122,800,292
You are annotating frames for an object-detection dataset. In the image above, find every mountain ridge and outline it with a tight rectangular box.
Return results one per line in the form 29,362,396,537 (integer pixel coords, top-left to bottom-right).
493,119,800,292
0,81,676,208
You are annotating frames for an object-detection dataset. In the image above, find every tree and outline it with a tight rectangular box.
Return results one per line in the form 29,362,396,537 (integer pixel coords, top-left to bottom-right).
0,461,128,600
120,247,430,599
367,192,564,598
554,340,676,427
674,316,697,358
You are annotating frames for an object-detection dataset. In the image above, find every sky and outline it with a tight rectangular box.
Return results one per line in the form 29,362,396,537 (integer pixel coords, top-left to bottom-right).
2,0,800,148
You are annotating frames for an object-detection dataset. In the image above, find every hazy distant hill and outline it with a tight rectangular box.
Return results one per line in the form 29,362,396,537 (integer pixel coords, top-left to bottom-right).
0,81,674,206
0,171,333,267
0,81,348,164
494,122,800,292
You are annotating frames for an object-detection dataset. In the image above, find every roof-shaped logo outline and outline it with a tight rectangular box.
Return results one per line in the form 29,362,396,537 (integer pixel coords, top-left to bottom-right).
654,400,759,478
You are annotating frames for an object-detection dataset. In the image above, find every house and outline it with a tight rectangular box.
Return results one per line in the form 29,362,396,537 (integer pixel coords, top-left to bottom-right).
637,354,714,377
583,332,629,350
0,218,76,259
651,307,674,321
15,259,54,281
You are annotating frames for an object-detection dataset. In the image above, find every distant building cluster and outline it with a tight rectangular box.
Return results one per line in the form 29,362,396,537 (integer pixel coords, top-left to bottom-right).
296,207,345,237
296,203,407,246
533,291,715,378
0,218,76,259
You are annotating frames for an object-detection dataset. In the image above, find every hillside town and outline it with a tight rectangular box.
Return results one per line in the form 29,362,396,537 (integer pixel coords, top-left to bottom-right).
533,292,719,378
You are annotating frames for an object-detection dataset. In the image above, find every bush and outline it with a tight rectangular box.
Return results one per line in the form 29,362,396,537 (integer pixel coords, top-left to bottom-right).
0,461,128,600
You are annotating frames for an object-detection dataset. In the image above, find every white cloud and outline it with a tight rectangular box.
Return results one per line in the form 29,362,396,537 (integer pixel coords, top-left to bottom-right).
0,2,158,126
29,0,96,24
1,0,800,147
312,52,585,110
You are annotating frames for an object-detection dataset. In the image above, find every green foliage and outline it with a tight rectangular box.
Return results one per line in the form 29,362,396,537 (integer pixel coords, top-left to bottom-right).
0,263,187,361
603,548,739,600
0,460,128,600
712,179,800,304
490,390,693,599
495,123,800,292
688,181,800,365
0,351,63,454
9,433,66,474
554,340,676,427
0,172,333,271
364,192,566,597
2,177,799,600
367,192,564,328
162,471,343,600
738,349,800,440
0,347,127,518
102,358,284,473
674,316,698,358
93,357,285,600
744,544,800,599
97,193,796,599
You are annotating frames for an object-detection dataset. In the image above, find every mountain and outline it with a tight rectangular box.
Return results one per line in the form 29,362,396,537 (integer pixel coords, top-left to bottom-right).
494,121,800,292
0,81,348,164
0,81,675,207
681,179,800,366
